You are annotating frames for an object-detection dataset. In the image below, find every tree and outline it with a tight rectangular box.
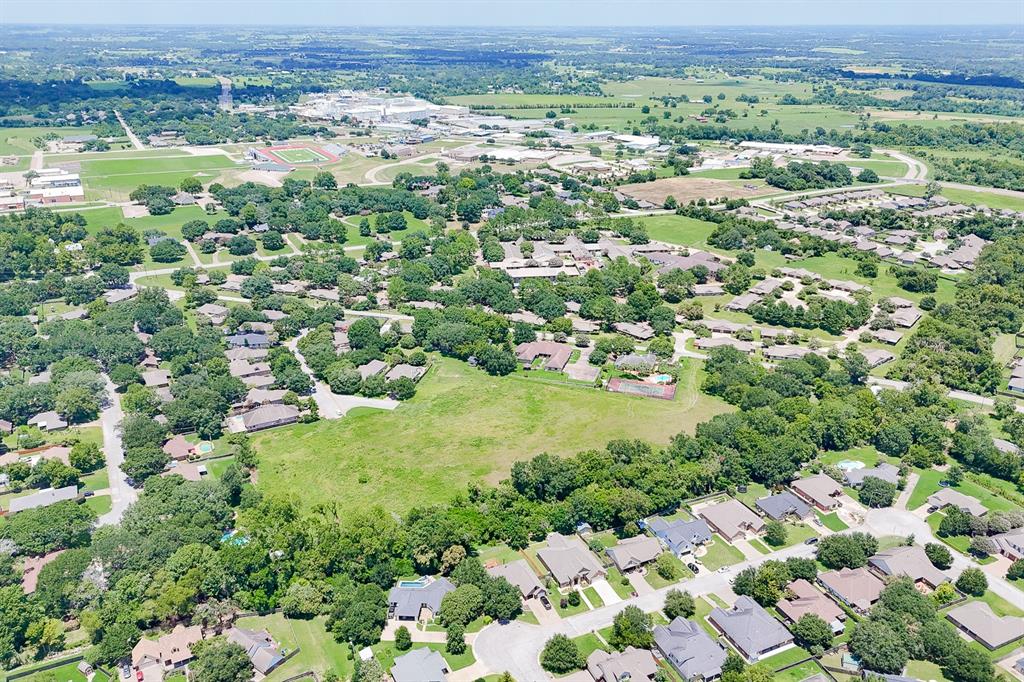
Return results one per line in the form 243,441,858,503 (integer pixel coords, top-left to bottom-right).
395,626,412,651
180,176,203,194
439,583,483,627
150,239,188,263
446,621,466,655
791,614,832,655
280,580,323,618
655,553,680,581
482,577,522,621
122,444,169,482
1008,559,1024,581
353,658,388,682
56,386,100,423
945,644,994,682
955,567,987,596
663,589,695,620
924,543,953,570
816,533,878,569
968,535,996,557
849,620,908,675
190,639,254,682
858,476,896,508
856,168,880,183
540,634,582,674
609,605,653,650
314,172,337,189
764,521,787,547
69,441,104,472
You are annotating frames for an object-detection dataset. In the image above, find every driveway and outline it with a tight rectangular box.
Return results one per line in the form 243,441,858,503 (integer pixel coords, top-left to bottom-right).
896,471,919,511
628,571,654,597
590,578,622,607
97,377,137,526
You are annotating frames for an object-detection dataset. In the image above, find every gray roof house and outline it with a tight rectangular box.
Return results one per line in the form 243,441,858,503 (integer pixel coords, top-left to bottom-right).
755,492,811,521
698,499,765,541
358,359,388,380
645,517,712,556
486,560,546,600
237,404,300,432
226,332,271,349
993,529,1024,561
844,462,900,488
868,546,947,588
537,533,606,587
586,647,658,682
946,601,1024,650
709,596,793,662
9,485,78,514
926,489,987,517
27,411,68,432
388,577,456,621
653,617,728,682
605,535,662,572
225,628,284,675
391,647,449,682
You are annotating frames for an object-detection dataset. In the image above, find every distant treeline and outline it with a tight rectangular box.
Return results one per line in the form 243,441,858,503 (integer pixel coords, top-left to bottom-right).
835,69,1024,90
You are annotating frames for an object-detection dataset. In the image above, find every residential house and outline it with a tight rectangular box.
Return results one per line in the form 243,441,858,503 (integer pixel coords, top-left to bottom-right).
586,647,658,682
645,516,713,557
486,560,546,600
763,346,816,361
358,359,388,380
755,492,811,521
726,293,762,312
926,489,987,517
27,411,68,432
386,364,426,383
9,485,78,513
861,349,895,369
225,627,285,675
790,474,843,511
698,499,765,541
890,307,922,328
388,577,456,621
131,624,204,680
605,535,662,573
946,601,1024,650
872,329,903,345
694,338,757,354
235,404,300,432
515,341,573,372
225,332,271,349
844,463,900,488
196,303,229,325
141,369,172,389
612,321,655,340
868,546,948,588
391,648,449,682
992,529,1024,561
537,533,606,587
818,567,884,613
776,579,845,633
708,596,793,662
162,435,195,461
654,617,728,682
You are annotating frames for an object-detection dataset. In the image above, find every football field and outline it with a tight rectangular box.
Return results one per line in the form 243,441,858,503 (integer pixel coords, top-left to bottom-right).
270,146,331,164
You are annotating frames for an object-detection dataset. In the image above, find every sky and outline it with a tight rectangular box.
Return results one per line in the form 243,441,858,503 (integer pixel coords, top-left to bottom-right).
2,0,1022,26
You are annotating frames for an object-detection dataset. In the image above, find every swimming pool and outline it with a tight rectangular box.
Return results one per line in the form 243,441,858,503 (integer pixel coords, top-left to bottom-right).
836,460,865,472
197,441,214,454
398,578,427,589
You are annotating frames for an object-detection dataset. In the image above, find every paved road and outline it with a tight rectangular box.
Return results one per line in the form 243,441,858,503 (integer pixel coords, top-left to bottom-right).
114,110,145,150
97,377,137,526
472,542,815,681
867,376,1024,414
285,333,399,419
363,152,441,185
216,76,233,110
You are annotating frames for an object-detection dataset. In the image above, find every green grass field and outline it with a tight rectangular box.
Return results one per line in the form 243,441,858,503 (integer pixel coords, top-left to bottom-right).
887,184,1024,212
272,147,330,164
235,613,353,681
910,471,1021,514
816,512,849,532
698,535,746,570
79,153,241,199
252,357,732,514
3,660,110,682
371,641,475,674
0,125,95,156
641,215,719,248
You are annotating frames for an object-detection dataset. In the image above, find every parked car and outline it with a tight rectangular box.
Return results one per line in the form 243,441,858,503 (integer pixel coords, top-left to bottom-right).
717,566,729,574
804,537,819,545
540,594,552,610
687,562,700,574
83,490,95,498
927,506,939,513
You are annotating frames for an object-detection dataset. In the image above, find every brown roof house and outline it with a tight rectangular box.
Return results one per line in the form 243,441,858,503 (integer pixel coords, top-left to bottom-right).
605,535,662,573
818,567,884,613
586,647,658,682
946,601,1024,650
698,499,765,541
868,546,948,589
486,560,546,600
926,489,986,517
131,624,204,681
162,435,195,461
791,474,843,511
537,533,606,587
515,341,573,372
225,627,285,675
776,579,845,633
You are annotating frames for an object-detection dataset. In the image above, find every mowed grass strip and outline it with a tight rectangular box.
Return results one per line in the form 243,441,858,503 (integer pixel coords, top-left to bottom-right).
252,357,732,514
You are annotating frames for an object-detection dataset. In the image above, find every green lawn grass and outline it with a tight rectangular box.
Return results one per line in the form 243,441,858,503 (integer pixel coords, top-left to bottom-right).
887,184,1024,212
641,215,718,248
583,586,605,609
476,544,523,566
7,660,110,682
748,538,771,554
84,495,112,516
816,511,849,532
0,125,95,156
689,597,720,638
235,613,353,681
913,473,1021,515
604,567,640,598
371,641,475,674
643,554,694,589
571,632,606,662
905,660,950,682
80,154,241,200
252,357,732,514
698,535,745,571
906,468,945,510
777,522,819,548
554,593,590,617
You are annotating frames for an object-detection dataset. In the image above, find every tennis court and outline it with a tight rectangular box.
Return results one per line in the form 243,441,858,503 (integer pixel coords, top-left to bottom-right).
607,378,677,400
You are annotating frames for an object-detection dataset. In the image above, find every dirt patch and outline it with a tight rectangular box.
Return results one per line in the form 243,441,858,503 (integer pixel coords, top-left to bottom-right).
230,169,284,187
618,177,765,205
121,204,150,218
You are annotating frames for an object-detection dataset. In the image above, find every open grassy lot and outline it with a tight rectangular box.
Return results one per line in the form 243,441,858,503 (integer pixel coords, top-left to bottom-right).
641,215,719,248
252,357,731,514
338,211,429,247
887,184,1024,212
698,535,745,571
912,473,1021,514
4,660,110,682
0,125,94,156
80,153,242,200
77,204,229,240
816,511,849,532
235,613,353,681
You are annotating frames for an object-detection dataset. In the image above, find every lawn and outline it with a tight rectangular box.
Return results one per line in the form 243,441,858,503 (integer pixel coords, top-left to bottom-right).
84,495,113,516
78,203,229,239
252,357,732,514
0,125,95,156
80,468,109,492
554,593,590,617
640,215,719,249
887,184,1024,212
274,147,331,164
906,468,945,511
80,153,242,200
643,554,694,589
689,597,721,638
816,511,849,532
5,660,110,682
583,586,605,608
905,660,950,682
371,641,476,674
476,543,523,566
748,538,771,554
605,567,640,598
913,474,1021,515
770,660,825,682
235,613,353,681
571,632,606,662
698,535,745,571
338,211,430,247
776,522,819,548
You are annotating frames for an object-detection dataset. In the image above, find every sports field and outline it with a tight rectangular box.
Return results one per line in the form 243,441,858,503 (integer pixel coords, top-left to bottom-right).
251,357,732,514
78,152,241,200
272,147,331,164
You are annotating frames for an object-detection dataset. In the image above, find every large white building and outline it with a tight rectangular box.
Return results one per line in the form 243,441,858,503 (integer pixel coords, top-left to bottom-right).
295,91,468,123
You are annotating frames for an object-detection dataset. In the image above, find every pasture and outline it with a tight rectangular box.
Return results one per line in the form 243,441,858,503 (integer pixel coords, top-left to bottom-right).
251,357,732,514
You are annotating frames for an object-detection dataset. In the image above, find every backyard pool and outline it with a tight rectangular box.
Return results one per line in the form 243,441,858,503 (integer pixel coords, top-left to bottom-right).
197,441,214,455
836,460,865,472
398,578,428,589
649,374,673,384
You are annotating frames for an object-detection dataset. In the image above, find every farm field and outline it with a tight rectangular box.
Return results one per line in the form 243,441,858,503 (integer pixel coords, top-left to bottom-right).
252,357,732,514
